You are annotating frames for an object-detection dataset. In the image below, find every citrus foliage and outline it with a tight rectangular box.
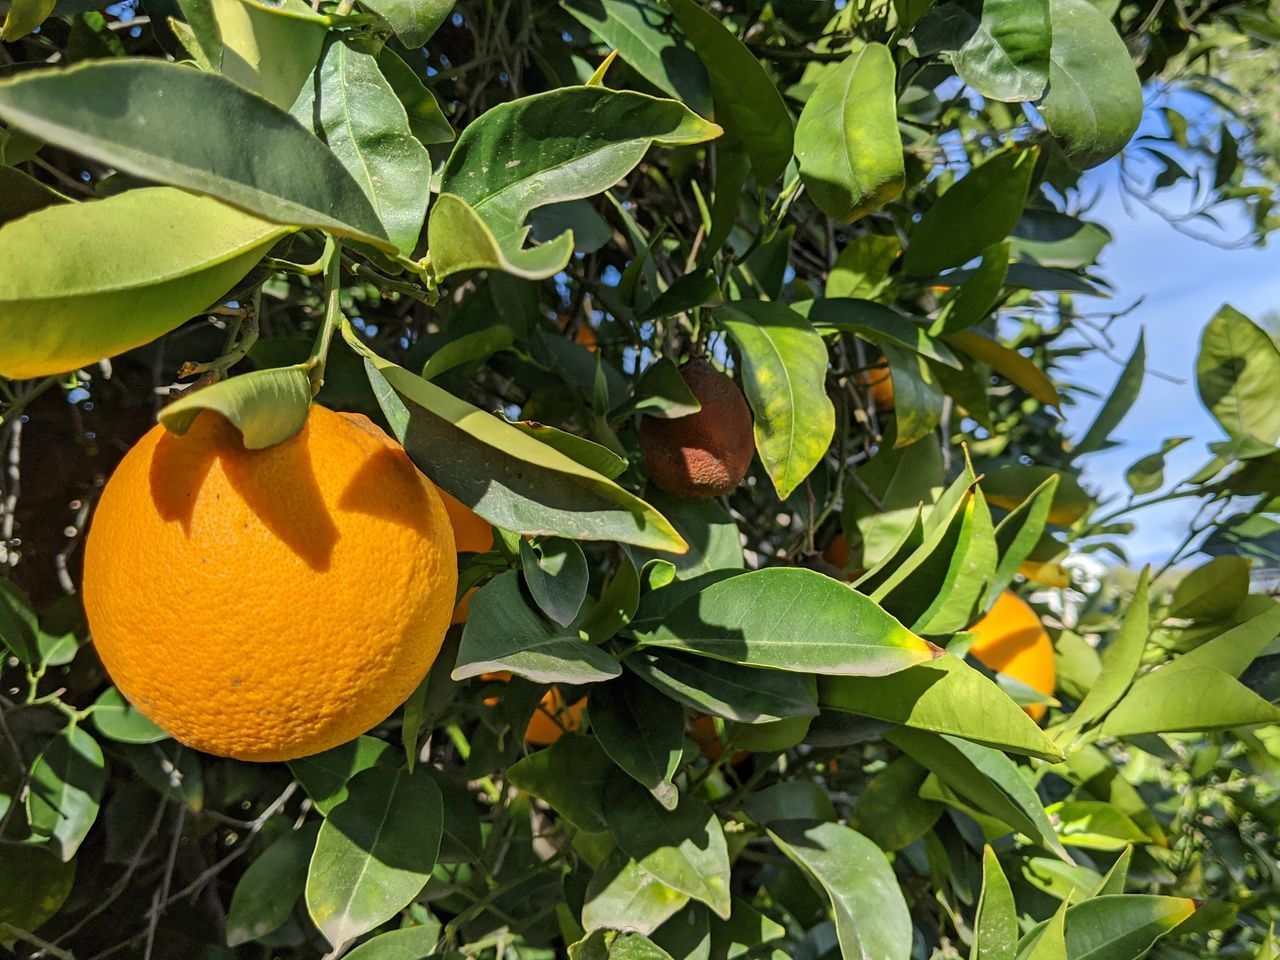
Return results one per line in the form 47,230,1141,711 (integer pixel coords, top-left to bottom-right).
2,1,1280,959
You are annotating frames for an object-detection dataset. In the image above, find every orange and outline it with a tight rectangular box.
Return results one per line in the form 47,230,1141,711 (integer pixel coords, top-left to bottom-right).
690,714,748,765
967,591,1056,722
856,361,894,412
82,406,458,762
438,488,494,554
823,533,852,570
480,672,585,745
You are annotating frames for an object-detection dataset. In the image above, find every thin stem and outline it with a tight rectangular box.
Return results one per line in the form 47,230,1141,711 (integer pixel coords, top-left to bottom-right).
307,237,343,397
0,375,61,426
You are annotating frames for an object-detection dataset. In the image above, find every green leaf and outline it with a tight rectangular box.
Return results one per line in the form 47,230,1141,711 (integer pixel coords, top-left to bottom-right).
453,571,622,683
288,735,391,816
768,820,911,960
716,301,835,499
634,567,934,676
0,61,392,248
629,491,744,581
931,242,1011,336
0,187,290,380
842,428,944,569
305,766,443,948
1021,900,1068,960
1176,599,1280,678
665,0,793,183
1124,437,1189,496
561,0,712,115
226,823,319,946
849,755,942,851
1169,556,1251,621
430,86,720,280
1197,304,1280,445
159,365,312,450
592,673,685,809
1009,210,1111,269
1075,333,1145,455
709,899,785,959
740,781,836,826
0,842,76,933
881,342,945,447
1101,664,1280,737
825,234,901,300
819,654,1065,761
0,0,55,40
1058,568,1149,735
987,474,1058,605
211,0,326,108
626,651,818,723
583,851,691,935
343,923,443,960
806,299,961,368
89,687,168,745
119,741,205,811
1037,0,1143,168
794,43,903,222
1045,801,1148,851
973,846,1018,960
421,326,514,380
890,728,1070,861
348,333,686,551
947,329,1061,409
914,0,1050,102
902,148,1038,278
377,48,455,146
521,537,590,627
651,903,710,960
509,417,629,480
359,0,451,47
26,724,105,861
299,38,433,254
0,165,66,226
982,466,1088,525
508,732,615,832
1090,846,1132,896
1058,895,1195,960
623,357,703,420
0,579,39,668
606,789,732,919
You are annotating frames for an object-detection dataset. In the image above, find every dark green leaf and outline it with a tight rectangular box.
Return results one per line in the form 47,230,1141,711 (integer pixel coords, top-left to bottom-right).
902,148,1038,278
768,820,911,960
521,537,590,627
26,723,105,861
226,823,319,946
606,789,731,919
305,766,443,948
626,651,818,723
1075,333,1145,454
914,0,1050,102
508,732,614,832
288,735,390,816
1196,304,1280,445
360,0,451,47
666,0,792,183
592,674,684,808
90,687,168,745
378,48,455,145
454,571,622,683
0,61,391,248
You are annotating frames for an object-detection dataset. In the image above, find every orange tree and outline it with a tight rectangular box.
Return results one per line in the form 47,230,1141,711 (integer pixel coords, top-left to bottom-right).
2,0,1280,957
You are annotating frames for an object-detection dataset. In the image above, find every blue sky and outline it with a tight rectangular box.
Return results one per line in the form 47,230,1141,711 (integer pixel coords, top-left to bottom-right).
1059,94,1280,564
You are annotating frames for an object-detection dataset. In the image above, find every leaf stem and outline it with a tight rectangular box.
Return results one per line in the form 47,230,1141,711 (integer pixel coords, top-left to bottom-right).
307,237,343,397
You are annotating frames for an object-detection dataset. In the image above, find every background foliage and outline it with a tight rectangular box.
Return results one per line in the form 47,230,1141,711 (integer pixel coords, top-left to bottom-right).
2,0,1280,958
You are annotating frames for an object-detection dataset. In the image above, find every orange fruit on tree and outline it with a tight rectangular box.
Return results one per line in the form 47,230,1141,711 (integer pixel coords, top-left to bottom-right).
638,359,754,500
967,591,1056,722
856,360,894,412
82,406,458,762
438,488,494,554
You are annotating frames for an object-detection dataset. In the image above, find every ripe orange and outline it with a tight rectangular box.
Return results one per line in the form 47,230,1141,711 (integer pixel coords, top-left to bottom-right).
967,591,1056,722
856,361,894,412
638,359,754,499
82,406,458,762
480,672,586,745
438,488,494,554
690,715,748,764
